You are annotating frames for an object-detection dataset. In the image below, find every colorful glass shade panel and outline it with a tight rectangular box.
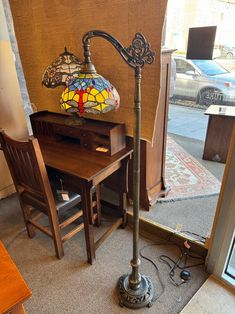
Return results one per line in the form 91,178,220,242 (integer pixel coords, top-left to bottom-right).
60,73,120,114
42,48,83,88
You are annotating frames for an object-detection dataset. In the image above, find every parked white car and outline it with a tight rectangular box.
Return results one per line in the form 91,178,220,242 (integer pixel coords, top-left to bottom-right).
173,56,235,107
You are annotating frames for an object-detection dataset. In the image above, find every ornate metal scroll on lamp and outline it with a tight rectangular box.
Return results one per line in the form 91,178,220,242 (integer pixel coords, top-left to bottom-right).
63,30,155,309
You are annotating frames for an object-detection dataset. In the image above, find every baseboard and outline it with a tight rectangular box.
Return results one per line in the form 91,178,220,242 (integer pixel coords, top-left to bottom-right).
0,184,15,200
127,211,208,257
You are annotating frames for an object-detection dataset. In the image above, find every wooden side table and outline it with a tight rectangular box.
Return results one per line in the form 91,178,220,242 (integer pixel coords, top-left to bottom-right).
0,241,32,314
203,105,235,163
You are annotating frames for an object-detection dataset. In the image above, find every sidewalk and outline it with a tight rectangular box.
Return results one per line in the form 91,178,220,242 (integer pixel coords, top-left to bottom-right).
168,103,208,141
167,103,224,180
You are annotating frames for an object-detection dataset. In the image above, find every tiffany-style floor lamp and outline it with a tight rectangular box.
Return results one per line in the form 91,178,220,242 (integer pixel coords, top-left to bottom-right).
60,30,155,309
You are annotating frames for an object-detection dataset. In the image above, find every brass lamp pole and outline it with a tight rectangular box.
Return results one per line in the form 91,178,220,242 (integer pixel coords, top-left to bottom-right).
81,30,155,309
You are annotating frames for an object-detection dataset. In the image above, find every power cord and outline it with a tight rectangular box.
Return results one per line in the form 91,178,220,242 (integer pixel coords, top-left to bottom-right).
159,248,204,287
139,242,166,302
139,240,205,299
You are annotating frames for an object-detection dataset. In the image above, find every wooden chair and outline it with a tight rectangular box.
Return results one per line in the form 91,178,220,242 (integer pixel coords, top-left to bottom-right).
0,130,101,259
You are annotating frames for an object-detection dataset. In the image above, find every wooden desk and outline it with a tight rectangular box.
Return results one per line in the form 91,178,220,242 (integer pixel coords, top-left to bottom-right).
203,105,235,163
39,139,132,264
0,241,31,314
30,111,132,264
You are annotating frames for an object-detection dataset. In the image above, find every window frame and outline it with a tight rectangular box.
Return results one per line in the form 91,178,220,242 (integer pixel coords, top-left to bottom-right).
206,126,235,288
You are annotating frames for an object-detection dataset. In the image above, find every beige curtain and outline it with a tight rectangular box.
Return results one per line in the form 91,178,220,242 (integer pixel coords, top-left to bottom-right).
9,0,168,142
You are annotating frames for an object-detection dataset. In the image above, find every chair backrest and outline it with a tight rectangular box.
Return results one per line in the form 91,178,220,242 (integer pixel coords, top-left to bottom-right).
0,130,56,211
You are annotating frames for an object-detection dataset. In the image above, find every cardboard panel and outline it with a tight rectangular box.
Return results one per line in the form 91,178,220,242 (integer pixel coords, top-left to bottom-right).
9,0,167,142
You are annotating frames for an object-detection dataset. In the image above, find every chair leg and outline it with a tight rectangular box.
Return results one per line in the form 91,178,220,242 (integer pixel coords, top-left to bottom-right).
94,184,101,227
47,208,64,259
21,203,36,238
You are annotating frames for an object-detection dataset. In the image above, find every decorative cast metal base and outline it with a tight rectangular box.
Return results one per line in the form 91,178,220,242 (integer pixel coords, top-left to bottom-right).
117,273,155,309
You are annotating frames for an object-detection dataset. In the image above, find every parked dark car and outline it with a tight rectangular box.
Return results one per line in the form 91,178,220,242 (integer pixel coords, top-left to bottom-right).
173,56,235,107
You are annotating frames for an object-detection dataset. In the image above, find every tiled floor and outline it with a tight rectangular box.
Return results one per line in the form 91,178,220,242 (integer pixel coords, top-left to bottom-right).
168,104,208,141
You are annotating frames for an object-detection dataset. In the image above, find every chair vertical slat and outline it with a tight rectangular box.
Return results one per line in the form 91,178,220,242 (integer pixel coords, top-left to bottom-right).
21,150,32,187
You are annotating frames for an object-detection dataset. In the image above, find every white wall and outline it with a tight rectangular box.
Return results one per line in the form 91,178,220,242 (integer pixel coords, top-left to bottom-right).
0,0,28,199
164,0,235,51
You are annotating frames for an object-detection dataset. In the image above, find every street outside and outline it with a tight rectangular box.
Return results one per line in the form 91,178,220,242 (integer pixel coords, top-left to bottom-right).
168,103,208,141
169,57,235,142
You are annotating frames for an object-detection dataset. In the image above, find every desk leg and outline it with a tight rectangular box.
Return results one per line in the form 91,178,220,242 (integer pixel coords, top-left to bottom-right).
81,182,95,264
120,157,129,227
95,184,101,227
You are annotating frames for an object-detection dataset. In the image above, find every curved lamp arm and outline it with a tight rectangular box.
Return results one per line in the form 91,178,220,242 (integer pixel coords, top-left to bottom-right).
82,30,155,69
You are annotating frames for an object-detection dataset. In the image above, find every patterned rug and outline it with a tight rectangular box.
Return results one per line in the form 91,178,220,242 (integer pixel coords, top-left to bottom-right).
158,137,221,202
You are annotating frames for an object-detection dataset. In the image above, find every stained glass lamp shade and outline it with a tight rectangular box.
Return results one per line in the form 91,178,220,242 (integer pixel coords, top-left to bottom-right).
60,73,120,116
42,48,83,88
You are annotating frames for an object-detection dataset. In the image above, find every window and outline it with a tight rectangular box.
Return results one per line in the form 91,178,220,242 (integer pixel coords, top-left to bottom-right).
224,234,235,283
175,59,195,74
192,60,228,76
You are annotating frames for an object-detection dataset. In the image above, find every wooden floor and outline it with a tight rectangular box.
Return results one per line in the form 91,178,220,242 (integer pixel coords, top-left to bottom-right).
181,275,235,314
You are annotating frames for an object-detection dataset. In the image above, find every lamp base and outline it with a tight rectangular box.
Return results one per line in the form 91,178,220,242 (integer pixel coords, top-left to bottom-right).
65,114,85,126
117,273,155,309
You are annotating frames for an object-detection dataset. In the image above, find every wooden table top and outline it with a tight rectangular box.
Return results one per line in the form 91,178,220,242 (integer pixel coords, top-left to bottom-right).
39,138,133,181
0,241,32,313
205,105,235,117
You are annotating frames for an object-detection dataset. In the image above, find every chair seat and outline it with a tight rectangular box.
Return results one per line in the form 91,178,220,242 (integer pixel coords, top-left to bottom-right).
52,187,81,213
21,182,97,215
53,183,96,213
22,181,81,215
50,180,96,212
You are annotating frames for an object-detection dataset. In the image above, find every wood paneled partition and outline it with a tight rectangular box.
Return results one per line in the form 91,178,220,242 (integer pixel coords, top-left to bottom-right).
8,0,167,142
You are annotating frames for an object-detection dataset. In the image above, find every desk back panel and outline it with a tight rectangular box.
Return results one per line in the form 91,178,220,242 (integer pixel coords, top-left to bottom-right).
8,0,167,143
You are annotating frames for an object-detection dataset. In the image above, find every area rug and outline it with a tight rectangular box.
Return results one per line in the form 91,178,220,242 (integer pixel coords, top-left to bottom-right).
158,137,221,202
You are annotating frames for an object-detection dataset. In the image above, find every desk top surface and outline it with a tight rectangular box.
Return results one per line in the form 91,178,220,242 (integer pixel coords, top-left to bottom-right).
0,241,32,312
205,105,235,117
39,138,132,182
